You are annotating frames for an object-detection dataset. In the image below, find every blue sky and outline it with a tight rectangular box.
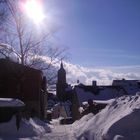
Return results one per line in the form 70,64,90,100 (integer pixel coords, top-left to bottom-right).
46,0,140,67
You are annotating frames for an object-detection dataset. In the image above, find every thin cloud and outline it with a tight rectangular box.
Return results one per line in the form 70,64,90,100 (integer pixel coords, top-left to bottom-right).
35,55,140,86
63,62,140,85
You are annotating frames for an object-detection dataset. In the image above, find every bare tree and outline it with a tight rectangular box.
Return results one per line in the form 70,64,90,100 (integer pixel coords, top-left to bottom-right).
0,1,7,26
0,0,67,85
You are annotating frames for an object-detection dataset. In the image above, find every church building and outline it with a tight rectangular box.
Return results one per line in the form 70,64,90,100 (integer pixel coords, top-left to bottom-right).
56,61,68,101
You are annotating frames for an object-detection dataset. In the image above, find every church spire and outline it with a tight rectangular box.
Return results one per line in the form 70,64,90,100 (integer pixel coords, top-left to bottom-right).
60,59,64,69
61,59,63,68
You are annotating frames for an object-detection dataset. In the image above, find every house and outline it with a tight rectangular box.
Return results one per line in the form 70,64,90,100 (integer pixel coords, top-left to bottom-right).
0,58,47,118
71,83,127,120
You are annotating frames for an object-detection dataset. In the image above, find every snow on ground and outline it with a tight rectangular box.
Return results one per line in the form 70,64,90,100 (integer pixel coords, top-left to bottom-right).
42,119,75,140
1,93,140,140
0,116,75,140
73,92,140,140
0,116,51,140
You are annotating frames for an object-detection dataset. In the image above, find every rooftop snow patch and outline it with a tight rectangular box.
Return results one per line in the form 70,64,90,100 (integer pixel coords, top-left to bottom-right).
73,92,140,140
82,99,115,106
0,98,25,107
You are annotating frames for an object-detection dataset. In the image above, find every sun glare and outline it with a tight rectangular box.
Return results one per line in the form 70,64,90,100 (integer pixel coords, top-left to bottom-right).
22,0,45,24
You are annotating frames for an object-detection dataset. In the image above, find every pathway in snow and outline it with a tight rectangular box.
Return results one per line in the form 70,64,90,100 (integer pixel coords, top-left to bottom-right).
41,120,76,140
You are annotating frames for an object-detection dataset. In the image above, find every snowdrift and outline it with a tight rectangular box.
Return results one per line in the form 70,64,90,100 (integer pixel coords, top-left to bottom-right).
73,93,140,140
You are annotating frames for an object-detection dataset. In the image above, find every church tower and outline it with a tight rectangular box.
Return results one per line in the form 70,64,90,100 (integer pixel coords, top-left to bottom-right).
56,61,67,101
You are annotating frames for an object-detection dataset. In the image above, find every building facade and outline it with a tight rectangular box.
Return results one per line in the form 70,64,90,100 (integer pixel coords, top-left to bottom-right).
0,58,47,118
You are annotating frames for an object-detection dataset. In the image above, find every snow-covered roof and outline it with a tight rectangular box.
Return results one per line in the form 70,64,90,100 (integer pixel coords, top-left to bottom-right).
75,87,95,105
47,85,56,95
75,86,125,105
113,79,139,85
0,98,25,107
113,80,140,95
48,90,56,95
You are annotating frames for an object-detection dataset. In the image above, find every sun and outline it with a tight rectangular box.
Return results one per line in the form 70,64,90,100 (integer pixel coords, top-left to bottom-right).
22,0,45,24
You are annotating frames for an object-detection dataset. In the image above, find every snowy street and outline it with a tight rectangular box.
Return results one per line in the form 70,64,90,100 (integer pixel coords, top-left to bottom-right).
41,124,76,140
40,118,76,140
